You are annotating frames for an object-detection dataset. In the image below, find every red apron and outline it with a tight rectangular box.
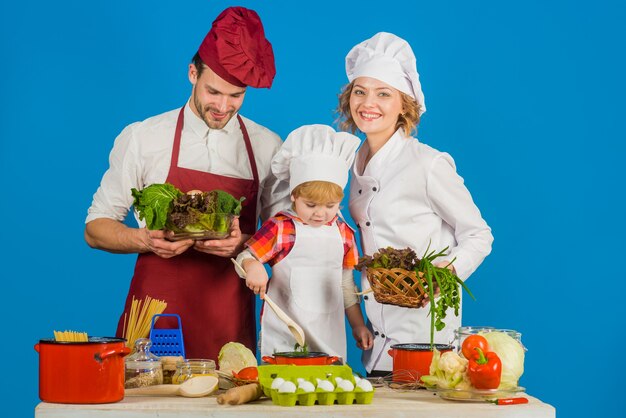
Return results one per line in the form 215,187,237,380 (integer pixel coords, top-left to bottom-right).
116,107,259,360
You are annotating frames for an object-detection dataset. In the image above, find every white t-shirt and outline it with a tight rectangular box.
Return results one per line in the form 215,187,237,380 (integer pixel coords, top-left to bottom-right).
86,102,290,226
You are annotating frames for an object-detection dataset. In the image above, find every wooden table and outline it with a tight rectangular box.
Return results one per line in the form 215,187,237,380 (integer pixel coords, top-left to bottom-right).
35,387,556,418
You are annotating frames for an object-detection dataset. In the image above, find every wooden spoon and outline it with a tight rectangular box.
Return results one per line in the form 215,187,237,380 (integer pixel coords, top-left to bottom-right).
230,258,306,347
125,375,219,398
262,294,306,347
230,257,248,278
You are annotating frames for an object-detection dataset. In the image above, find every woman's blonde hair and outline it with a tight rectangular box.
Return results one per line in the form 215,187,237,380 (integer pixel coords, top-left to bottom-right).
335,81,421,137
291,181,344,204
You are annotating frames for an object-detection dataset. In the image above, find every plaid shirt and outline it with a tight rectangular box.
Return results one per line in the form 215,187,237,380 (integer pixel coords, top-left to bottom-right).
245,211,359,268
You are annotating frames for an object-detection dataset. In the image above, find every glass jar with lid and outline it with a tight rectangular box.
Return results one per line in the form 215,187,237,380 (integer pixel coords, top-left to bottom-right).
454,326,527,353
124,338,163,388
172,359,217,384
453,326,496,350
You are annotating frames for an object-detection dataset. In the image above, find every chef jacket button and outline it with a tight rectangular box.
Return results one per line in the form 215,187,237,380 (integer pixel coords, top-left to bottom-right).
381,334,386,338
372,187,377,192
358,189,362,194
365,221,371,226
363,295,368,300
374,331,379,336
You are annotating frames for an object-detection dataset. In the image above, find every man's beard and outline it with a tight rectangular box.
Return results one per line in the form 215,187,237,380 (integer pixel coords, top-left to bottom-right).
193,92,233,130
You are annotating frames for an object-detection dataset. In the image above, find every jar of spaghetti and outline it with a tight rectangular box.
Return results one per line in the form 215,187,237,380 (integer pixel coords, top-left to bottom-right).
124,338,163,388
172,359,217,384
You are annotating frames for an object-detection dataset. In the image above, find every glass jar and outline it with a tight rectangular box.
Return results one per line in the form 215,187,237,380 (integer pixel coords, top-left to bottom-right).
453,326,496,351
160,356,184,384
454,326,527,353
124,338,163,388
172,359,217,384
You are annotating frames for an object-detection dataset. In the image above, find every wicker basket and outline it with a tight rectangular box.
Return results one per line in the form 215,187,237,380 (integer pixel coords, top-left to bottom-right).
366,267,428,308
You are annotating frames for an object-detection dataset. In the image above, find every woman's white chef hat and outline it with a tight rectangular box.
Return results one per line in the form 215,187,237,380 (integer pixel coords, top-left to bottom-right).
271,125,361,192
346,32,426,115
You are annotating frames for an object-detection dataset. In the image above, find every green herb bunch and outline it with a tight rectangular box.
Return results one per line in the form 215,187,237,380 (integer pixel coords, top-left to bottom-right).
418,245,475,347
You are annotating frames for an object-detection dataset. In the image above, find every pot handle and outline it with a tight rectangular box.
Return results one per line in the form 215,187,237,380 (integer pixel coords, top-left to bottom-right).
388,349,394,357
34,343,40,353
261,356,276,364
95,346,131,363
326,356,340,365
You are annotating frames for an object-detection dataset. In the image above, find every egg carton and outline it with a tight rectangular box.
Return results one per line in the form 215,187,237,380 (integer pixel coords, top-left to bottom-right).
258,365,374,407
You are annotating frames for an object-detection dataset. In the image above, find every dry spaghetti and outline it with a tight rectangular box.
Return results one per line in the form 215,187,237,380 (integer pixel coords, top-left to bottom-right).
54,330,89,342
122,295,167,348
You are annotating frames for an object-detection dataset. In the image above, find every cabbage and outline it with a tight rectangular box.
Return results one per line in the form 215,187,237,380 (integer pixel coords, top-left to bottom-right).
481,331,525,389
217,342,257,373
131,183,182,230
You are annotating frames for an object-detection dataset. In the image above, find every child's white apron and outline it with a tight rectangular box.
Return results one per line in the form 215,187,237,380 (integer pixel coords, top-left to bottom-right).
261,219,346,359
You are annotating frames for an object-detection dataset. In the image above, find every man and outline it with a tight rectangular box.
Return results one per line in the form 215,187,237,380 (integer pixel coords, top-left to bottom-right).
85,7,290,360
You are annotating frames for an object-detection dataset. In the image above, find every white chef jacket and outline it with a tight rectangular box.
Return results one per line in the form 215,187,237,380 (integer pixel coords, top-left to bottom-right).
86,102,290,226
348,129,493,372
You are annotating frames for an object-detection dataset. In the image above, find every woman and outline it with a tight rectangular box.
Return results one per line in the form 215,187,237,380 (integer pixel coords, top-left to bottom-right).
337,32,494,376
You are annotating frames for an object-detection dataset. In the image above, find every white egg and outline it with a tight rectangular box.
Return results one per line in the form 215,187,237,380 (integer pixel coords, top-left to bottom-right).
278,381,297,393
297,378,305,384
357,379,374,392
316,379,335,392
338,380,355,391
334,377,344,384
353,375,362,384
298,381,315,393
271,377,285,390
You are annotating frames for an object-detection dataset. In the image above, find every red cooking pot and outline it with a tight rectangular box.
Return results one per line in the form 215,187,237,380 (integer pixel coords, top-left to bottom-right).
35,337,130,404
388,343,453,383
262,351,340,366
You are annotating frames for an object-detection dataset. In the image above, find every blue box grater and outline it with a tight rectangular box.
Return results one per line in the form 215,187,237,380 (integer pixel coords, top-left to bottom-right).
148,313,186,357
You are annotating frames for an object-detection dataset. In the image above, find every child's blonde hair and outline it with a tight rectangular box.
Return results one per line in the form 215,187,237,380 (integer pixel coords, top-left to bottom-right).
291,181,344,204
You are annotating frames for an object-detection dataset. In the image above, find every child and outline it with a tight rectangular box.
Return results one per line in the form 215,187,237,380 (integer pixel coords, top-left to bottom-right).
235,124,373,360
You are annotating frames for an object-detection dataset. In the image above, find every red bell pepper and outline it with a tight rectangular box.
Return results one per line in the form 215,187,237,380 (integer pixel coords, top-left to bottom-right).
468,347,502,389
232,366,258,382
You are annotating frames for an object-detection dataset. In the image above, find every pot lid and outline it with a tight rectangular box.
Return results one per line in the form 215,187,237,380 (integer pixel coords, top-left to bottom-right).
390,343,454,351
272,351,330,358
39,336,126,345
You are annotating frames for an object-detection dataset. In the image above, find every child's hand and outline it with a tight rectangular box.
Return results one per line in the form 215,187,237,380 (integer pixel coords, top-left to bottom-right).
244,260,269,297
352,325,374,350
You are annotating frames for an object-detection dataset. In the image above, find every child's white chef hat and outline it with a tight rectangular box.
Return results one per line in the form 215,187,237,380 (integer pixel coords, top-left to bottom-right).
272,124,360,192
346,32,426,115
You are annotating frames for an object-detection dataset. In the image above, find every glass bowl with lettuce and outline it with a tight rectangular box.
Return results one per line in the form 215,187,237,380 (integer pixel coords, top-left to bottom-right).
131,183,244,241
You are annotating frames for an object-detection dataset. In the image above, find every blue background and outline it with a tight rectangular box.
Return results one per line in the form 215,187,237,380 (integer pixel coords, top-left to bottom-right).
2,0,625,417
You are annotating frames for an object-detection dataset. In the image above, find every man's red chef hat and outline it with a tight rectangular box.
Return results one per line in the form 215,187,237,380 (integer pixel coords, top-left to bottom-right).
198,7,276,88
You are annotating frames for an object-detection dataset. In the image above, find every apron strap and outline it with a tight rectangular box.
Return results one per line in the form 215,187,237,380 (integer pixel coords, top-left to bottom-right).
237,115,259,185
169,106,186,169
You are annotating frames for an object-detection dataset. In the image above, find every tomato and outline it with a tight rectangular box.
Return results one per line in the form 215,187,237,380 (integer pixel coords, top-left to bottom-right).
461,335,489,359
232,366,258,381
